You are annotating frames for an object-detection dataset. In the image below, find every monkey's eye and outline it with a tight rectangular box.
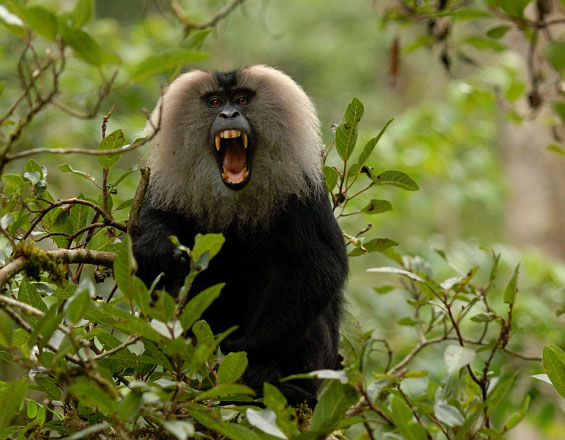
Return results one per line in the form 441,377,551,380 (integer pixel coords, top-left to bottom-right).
235,96,250,106
208,98,223,108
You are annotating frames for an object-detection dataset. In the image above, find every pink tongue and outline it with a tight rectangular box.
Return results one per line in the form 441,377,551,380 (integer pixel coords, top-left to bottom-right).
223,141,246,173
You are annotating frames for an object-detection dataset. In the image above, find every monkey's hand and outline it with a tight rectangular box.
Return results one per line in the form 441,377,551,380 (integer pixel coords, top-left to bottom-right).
221,338,246,353
134,206,190,295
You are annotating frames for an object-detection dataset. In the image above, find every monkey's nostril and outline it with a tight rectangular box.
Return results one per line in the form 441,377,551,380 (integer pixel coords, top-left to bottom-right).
220,110,240,118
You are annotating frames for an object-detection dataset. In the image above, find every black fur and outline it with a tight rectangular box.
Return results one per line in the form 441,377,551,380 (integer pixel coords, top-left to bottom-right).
216,70,238,90
134,182,348,406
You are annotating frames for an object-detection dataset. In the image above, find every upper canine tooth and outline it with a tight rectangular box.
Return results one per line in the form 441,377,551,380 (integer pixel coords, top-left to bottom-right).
242,132,248,149
215,135,220,151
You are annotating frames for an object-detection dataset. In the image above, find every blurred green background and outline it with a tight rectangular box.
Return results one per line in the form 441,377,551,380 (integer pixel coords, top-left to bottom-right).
1,0,564,437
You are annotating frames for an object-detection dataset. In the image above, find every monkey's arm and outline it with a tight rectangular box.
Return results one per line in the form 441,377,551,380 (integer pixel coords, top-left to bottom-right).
228,191,348,355
133,205,193,294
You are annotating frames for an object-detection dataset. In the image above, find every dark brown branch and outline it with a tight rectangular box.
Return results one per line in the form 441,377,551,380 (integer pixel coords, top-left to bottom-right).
5,134,153,162
127,167,151,242
23,198,126,241
169,0,244,35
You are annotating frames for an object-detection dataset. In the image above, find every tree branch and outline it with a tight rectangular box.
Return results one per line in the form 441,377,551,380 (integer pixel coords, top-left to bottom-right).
169,0,245,35
0,249,116,288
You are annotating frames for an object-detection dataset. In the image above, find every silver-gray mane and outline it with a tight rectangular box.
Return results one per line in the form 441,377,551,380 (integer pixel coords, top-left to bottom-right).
144,65,323,230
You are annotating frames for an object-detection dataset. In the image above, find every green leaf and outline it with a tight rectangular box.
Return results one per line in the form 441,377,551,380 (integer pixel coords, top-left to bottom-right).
309,381,359,434
185,28,213,50
62,26,103,66
85,228,119,252
21,6,58,41
188,408,263,440
149,290,176,323
361,199,392,215
66,282,92,324
58,163,98,186
454,399,489,440
112,164,139,189
192,233,225,262
434,401,464,427
470,312,496,322
553,101,565,122
218,352,248,384
30,305,64,350
465,36,506,51
69,202,90,233
161,420,195,440
547,144,565,156
96,303,163,342
434,8,492,19
372,170,419,191
542,345,565,398
499,0,531,18
335,98,364,161
0,380,27,433
506,80,525,102
398,317,418,326
0,4,25,38
391,396,427,440
323,166,339,192
444,345,475,374
195,384,255,402
367,266,425,283
486,374,516,416
283,369,349,384
18,279,47,312
143,341,174,372
486,25,511,39
403,370,428,378
114,235,136,301
130,50,210,81
33,376,61,400
27,400,38,418
503,394,530,431
98,129,126,169
71,0,93,29
544,42,565,72
262,383,300,438
357,118,393,167
246,408,287,439
179,283,224,332
0,311,13,346
68,380,118,415
503,263,520,305
66,422,110,439
348,238,398,257
132,276,150,316
532,373,552,384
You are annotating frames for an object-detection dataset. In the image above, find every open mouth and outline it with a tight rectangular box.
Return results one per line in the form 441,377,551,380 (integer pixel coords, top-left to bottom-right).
214,129,250,188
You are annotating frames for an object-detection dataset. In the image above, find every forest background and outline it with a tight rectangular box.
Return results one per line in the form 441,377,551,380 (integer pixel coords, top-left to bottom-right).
0,0,564,439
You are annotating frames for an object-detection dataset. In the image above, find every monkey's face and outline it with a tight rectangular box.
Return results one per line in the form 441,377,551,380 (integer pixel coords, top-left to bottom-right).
204,89,255,190
146,66,323,228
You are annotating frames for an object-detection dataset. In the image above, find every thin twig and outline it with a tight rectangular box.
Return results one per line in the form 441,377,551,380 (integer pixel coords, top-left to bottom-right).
23,197,126,241
169,0,245,35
